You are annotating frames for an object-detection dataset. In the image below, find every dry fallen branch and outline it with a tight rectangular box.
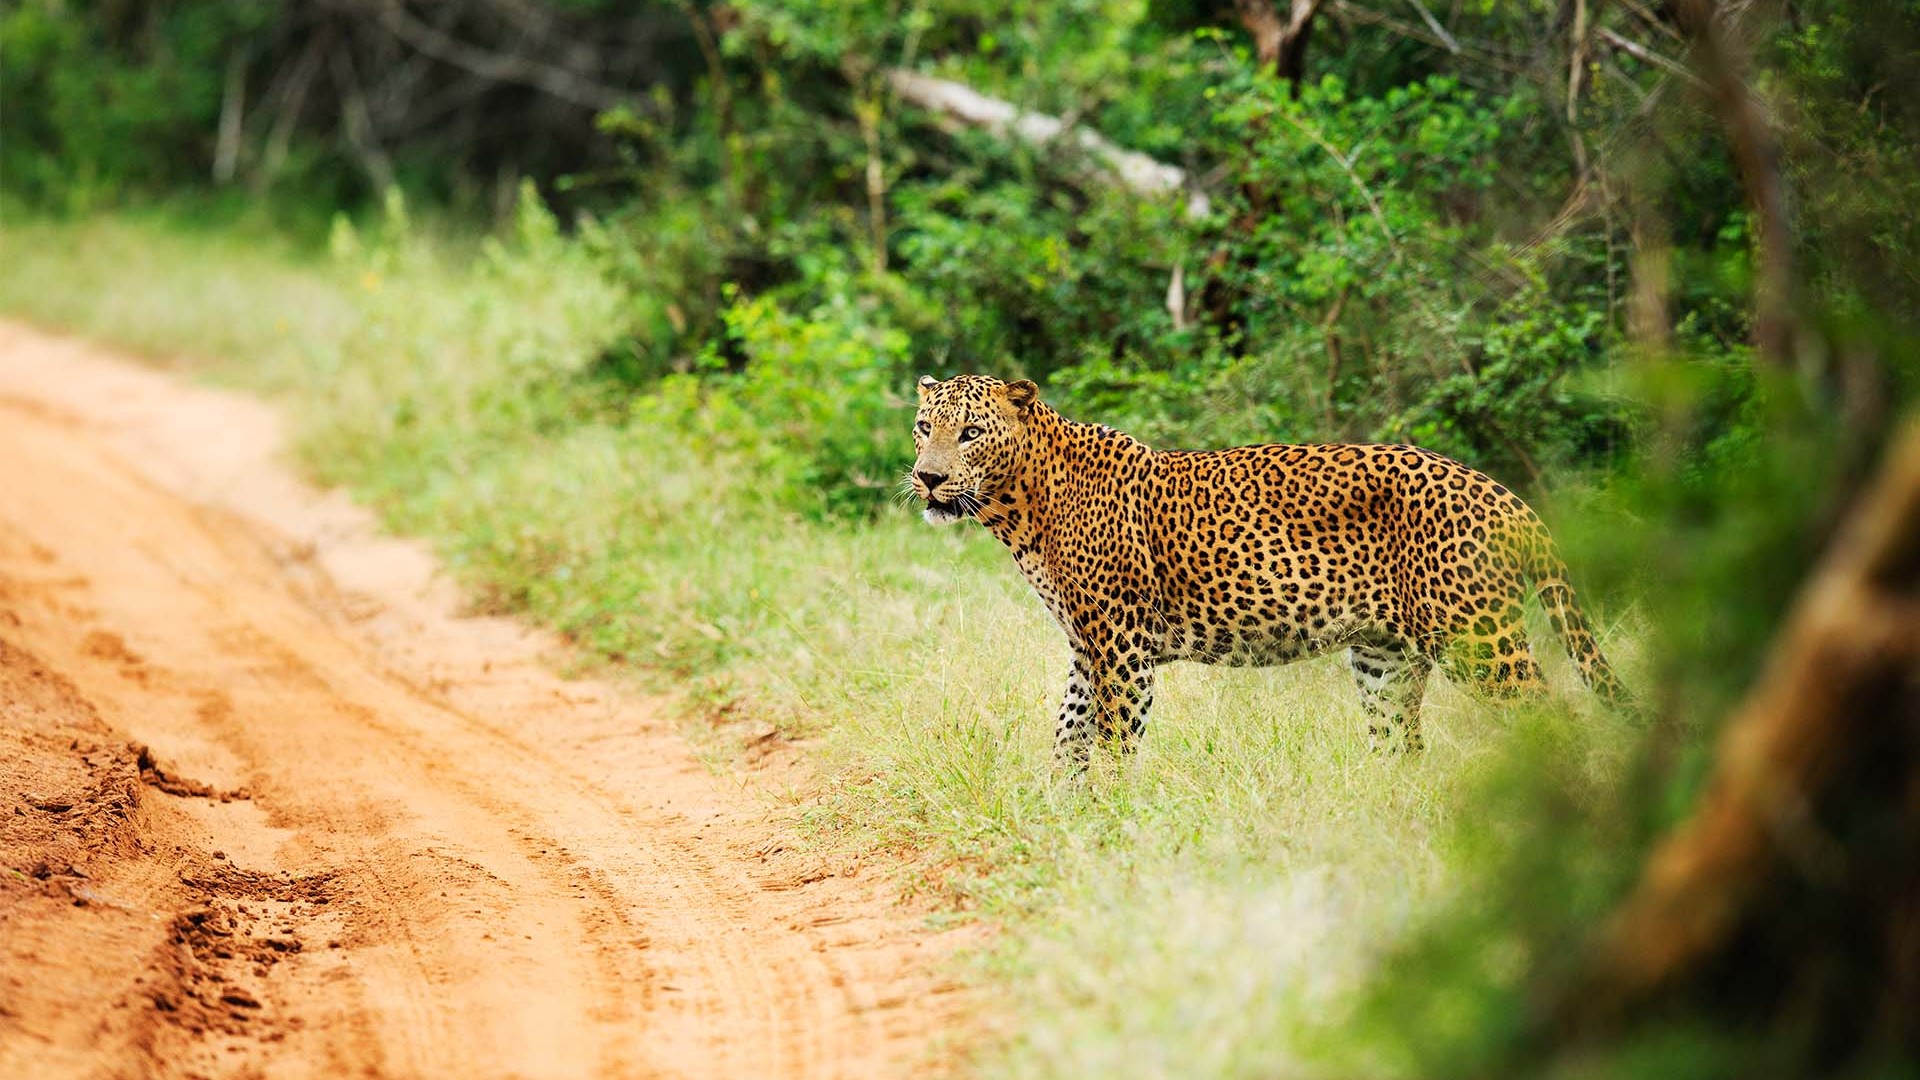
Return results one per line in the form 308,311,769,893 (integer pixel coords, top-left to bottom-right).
885,68,1209,328
884,69,1210,220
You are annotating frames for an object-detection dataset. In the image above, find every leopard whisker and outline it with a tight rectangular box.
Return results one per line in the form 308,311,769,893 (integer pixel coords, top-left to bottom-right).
892,471,924,508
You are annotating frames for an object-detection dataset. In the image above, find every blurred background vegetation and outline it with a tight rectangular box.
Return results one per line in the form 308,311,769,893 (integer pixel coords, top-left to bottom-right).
3,1,1916,1076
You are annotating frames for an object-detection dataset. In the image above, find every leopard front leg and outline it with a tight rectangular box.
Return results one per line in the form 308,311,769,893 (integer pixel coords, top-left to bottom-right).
1053,652,1157,767
1052,657,1097,766
1051,567,1163,768
1095,655,1156,750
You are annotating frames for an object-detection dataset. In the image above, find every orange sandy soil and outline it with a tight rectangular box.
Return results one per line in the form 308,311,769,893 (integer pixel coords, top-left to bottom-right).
0,322,976,1079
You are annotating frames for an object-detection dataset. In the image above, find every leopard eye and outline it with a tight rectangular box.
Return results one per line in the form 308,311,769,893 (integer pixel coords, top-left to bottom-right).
959,426,984,442
914,420,931,436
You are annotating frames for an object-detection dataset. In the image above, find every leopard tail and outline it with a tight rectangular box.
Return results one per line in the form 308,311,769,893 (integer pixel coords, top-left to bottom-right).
1530,551,1631,707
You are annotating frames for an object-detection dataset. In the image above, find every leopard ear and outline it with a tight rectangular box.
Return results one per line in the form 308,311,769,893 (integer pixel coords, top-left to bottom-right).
1004,379,1039,410
916,374,938,400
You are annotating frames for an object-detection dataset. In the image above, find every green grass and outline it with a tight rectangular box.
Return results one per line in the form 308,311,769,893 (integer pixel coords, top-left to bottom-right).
0,209,354,387
0,206,1646,1078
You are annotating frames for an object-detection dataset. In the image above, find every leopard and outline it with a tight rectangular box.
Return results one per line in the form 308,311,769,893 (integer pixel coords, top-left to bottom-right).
908,373,1627,765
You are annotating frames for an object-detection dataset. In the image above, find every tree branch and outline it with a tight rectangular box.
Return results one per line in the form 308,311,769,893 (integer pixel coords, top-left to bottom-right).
1672,0,1797,369
1597,26,1707,90
328,43,396,193
370,0,636,113
1567,0,1591,125
884,69,1210,219
254,36,326,188
1403,0,1459,53
214,46,250,184
1328,0,1530,76
1232,0,1328,83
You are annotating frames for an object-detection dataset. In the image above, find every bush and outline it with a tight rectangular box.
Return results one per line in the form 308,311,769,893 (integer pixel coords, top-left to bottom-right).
638,283,915,520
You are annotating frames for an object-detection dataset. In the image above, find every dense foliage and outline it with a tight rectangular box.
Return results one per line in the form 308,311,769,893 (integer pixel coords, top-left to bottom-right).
12,0,1857,506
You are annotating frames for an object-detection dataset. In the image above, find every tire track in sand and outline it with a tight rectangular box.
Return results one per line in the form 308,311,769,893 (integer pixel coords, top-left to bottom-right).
0,321,975,1080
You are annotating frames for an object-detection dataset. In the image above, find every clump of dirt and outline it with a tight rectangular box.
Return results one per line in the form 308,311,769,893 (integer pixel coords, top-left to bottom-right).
152,866,335,1038
0,636,143,893
134,744,250,802
0,631,164,1067
0,620,333,1074
80,628,141,665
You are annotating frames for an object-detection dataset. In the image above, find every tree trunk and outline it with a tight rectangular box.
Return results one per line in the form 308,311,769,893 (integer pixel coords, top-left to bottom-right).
1673,0,1797,372
1566,419,1920,1062
1231,0,1327,85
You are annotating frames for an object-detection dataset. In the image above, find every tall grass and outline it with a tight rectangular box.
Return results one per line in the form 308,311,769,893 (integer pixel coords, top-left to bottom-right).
0,205,1644,1077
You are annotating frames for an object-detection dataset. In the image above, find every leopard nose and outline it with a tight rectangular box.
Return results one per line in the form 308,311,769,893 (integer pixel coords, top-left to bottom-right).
916,470,948,492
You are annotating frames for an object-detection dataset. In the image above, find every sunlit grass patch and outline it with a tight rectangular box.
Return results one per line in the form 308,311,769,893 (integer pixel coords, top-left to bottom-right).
0,211,352,388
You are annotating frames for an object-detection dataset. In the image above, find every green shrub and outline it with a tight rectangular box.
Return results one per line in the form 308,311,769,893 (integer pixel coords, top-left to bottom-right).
1,0,267,206
638,284,915,520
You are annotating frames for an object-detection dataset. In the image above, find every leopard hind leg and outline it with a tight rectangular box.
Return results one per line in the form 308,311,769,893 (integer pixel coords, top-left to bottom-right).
1446,603,1548,701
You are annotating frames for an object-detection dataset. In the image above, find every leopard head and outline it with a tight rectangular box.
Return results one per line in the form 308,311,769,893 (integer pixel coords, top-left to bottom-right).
908,374,1039,525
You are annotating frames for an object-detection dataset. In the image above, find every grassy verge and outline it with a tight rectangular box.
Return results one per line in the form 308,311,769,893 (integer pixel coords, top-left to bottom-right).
0,206,1644,1078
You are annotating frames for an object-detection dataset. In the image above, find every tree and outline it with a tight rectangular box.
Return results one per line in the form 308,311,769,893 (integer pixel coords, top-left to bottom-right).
1564,418,1920,1066
1229,0,1327,84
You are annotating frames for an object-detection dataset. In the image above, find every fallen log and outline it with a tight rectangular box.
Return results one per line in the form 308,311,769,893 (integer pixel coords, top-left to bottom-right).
884,69,1209,328
883,69,1210,220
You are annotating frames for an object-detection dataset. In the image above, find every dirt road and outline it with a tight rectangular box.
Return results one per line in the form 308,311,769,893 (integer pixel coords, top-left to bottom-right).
0,322,971,1079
